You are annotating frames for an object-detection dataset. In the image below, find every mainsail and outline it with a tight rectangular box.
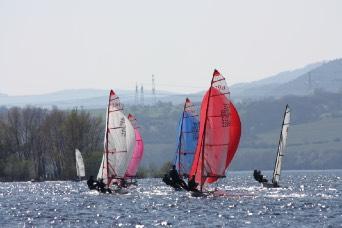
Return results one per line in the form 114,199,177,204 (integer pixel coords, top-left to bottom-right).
189,70,241,190
97,90,135,186
125,114,144,178
174,98,199,177
272,105,291,185
75,149,85,178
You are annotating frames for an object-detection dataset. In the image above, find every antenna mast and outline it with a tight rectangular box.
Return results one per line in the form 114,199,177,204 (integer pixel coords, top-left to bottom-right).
135,83,138,105
152,75,156,104
140,85,144,106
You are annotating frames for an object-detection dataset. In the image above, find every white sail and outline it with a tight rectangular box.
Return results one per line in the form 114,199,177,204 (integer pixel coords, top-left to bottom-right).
97,90,135,185
75,149,85,178
212,69,230,100
272,105,291,185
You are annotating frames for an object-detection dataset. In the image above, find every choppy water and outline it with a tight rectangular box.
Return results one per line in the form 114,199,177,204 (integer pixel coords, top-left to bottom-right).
0,170,341,227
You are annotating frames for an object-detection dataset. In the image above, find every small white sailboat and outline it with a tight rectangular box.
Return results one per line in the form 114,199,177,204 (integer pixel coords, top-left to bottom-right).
75,149,85,180
254,104,291,188
97,90,135,191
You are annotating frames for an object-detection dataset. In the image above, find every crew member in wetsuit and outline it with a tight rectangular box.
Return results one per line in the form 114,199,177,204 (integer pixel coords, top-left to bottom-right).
253,169,260,182
188,175,199,192
162,174,172,186
87,176,98,190
97,178,112,194
169,165,188,190
253,169,268,183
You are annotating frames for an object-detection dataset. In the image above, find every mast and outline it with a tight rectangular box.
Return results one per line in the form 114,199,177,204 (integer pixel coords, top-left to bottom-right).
104,91,112,187
199,75,215,192
177,99,188,176
272,104,290,185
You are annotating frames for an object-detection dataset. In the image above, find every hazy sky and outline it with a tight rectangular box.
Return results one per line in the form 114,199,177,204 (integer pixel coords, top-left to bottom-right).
1,0,342,95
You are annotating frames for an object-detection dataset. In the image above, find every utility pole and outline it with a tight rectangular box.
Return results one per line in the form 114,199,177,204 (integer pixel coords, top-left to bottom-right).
135,83,138,105
152,75,156,105
140,85,144,106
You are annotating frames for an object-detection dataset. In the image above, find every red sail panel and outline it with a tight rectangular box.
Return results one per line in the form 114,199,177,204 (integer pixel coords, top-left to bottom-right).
226,102,241,169
189,87,230,185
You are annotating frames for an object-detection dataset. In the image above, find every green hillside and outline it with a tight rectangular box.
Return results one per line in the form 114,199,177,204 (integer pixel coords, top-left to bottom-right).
231,116,342,171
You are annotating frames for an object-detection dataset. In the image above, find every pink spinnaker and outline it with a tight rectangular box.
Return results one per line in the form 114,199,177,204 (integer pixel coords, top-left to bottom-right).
125,114,144,178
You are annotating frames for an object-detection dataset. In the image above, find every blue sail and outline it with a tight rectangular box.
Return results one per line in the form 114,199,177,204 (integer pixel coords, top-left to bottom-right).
174,98,199,177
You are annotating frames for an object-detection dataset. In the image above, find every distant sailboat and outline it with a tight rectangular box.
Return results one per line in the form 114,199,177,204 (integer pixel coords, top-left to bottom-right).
174,98,199,178
254,105,291,188
124,114,144,183
189,69,241,194
75,149,85,180
97,90,136,188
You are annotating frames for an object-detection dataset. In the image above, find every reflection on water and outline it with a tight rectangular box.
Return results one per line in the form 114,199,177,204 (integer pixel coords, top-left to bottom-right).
0,170,341,227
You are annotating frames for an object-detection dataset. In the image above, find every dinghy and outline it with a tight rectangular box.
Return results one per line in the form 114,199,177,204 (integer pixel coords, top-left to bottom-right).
255,105,291,188
189,69,241,196
75,149,85,181
97,90,135,193
124,114,144,185
164,98,199,190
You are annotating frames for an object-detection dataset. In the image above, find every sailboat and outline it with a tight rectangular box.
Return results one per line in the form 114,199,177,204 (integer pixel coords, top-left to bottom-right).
97,90,136,190
75,149,85,180
124,113,144,184
189,69,241,195
174,98,199,178
256,105,291,188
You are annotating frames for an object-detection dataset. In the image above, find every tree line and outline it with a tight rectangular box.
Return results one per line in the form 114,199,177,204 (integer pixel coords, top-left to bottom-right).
0,105,173,181
0,106,103,181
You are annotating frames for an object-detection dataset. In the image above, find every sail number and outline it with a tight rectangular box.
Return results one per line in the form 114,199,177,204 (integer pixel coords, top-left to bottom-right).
221,104,230,127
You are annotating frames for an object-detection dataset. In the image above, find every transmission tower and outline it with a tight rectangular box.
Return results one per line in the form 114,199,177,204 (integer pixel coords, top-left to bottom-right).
152,75,156,104
135,83,138,105
140,85,144,106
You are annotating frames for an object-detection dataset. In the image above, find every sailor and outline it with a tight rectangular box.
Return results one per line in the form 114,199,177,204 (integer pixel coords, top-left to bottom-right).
162,174,171,186
253,170,259,182
188,175,199,192
87,176,98,190
259,170,268,183
169,165,188,189
97,178,112,193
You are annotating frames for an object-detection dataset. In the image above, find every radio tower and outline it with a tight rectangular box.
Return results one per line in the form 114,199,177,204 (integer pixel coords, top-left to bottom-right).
135,83,138,105
140,85,144,106
152,75,156,104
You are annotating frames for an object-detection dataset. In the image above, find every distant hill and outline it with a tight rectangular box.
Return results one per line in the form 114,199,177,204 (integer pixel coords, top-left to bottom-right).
0,89,176,108
1,58,341,108
231,59,342,100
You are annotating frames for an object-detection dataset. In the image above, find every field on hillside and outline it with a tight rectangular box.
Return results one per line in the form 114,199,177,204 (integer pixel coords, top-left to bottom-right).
231,116,342,170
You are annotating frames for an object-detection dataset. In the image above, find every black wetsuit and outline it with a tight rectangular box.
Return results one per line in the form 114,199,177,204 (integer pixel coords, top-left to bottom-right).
253,170,268,183
97,180,112,193
162,174,172,186
87,177,98,190
188,177,199,192
169,168,188,190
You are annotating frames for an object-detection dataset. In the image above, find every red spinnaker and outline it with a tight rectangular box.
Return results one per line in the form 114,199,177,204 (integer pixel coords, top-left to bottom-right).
189,87,231,185
226,102,241,169
189,86,241,188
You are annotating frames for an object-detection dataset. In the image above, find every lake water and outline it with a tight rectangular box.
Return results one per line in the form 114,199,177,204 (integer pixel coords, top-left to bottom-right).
0,170,341,227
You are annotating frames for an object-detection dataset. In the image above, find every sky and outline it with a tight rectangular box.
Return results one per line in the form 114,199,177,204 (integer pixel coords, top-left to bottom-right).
0,0,342,95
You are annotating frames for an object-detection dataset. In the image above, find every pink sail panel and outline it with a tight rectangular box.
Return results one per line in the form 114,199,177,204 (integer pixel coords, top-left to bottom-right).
189,87,231,185
125,114,144,178
226,102,241,169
